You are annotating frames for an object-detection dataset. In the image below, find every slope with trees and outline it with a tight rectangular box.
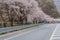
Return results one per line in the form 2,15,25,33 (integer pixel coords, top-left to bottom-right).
0,0,54,27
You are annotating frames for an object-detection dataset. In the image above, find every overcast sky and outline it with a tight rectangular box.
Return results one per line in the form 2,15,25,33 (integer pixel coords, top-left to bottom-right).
54,0,60,13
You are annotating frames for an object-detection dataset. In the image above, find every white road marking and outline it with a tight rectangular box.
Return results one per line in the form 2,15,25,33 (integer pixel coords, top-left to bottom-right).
4,28,38,40
52,37,60,39
49,24,59,40
53,35,60,36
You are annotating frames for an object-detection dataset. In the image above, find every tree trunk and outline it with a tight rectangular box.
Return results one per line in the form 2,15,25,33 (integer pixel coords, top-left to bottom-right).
10,17,14,26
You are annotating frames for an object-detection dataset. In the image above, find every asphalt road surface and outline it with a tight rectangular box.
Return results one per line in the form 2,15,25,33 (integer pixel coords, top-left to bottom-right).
0,23,58,40
50,24,60,40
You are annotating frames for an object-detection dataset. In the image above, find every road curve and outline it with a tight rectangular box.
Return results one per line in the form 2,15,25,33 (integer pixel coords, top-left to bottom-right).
0,24,57,40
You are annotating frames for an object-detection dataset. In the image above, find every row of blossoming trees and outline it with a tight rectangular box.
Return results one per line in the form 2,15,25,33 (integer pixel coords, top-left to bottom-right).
0,0,54,27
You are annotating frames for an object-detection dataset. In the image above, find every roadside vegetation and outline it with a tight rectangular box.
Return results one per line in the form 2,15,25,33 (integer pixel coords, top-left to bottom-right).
0,0,58,28
36,0,60,18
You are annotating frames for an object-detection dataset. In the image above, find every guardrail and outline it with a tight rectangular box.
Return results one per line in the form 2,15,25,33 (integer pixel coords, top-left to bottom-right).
0,24,39,34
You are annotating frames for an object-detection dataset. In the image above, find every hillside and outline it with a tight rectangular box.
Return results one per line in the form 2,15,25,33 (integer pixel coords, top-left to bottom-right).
0,0,54,27
36,0,60,18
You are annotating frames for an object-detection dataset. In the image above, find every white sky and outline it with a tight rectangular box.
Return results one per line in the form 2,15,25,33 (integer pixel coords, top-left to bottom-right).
54,0,60,13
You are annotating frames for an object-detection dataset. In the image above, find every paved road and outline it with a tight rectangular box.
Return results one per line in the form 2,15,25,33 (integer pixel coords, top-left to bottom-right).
50,24,60,40
0,24,57,40
0,24,38,34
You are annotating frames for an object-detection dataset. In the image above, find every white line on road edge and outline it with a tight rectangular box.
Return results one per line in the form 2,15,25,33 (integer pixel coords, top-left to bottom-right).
4,28,38,40
49,24,59,40
52,36,60,39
